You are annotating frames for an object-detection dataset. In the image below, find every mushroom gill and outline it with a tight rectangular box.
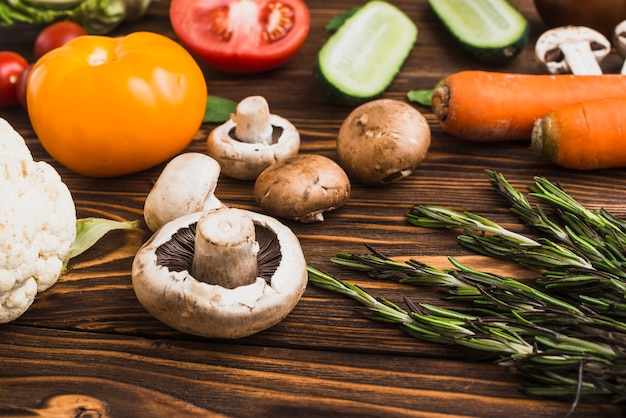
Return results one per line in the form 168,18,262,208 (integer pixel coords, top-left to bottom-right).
154,223,282,283
227,125,284,145
132,209,308,338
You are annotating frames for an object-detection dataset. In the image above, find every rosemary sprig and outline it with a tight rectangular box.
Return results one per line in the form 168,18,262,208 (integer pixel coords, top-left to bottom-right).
308,172,626,406
529,176,625,237
307,265,537,354
307,263,626,401
306,265,415,325
486,170,572,244
406,204,539,246
408,172,626,302
331,251,626,333
487,170,626,278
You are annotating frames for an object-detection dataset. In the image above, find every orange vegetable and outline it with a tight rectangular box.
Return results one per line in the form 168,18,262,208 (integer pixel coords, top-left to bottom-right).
431,71,626,142
27,32,207,177
531,96,626,170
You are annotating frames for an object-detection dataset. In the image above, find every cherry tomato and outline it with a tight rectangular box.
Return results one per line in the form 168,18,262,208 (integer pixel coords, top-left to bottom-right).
170,0,310,74
34,21,88,59
0,51,28,108
27,32,208,177
534,0,626,36
15,64,33,109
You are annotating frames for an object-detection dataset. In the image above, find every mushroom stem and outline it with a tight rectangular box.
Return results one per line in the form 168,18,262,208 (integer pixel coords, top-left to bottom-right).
535,26,610,75
192,209,259,289
559,40,603,75
233,96,273,144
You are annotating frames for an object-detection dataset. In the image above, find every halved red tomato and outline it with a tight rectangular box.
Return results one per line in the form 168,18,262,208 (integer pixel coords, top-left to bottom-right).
170,0,310,74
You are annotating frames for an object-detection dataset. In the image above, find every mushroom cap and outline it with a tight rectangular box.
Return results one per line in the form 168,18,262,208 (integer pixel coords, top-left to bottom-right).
144,153,224,231
336,99,431,185
253,154,351,223
131,208,307,339
614,19,626,57
535,25,610,74
207,114,300,180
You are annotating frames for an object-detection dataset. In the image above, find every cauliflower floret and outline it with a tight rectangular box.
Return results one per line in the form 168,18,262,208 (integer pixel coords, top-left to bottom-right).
0,118,76,324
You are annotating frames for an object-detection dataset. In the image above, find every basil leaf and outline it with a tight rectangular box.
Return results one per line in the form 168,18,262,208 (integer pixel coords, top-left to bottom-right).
204,95,237,124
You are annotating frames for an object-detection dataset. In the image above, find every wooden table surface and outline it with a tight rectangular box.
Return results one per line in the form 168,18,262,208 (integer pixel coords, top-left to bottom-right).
1,1,625,416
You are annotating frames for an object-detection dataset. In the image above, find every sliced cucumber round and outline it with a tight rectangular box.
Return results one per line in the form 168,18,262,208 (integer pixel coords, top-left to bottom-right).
429,0,529,64
315,1,417,105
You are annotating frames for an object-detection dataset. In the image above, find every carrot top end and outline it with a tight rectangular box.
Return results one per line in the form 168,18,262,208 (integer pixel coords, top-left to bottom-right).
431,84,450,123
531,117,558,163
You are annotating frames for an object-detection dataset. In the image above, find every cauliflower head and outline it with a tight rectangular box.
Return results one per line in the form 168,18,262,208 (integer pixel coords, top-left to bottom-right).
0,118,76,324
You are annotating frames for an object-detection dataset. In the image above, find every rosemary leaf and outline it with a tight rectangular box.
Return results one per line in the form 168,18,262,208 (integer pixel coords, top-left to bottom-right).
308,171,626,405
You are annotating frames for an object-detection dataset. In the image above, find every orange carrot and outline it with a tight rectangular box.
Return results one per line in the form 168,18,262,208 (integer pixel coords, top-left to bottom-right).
531,96,626,170
431,71,626,142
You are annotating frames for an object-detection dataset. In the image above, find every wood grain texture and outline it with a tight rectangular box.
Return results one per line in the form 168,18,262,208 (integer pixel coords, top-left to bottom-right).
0,0,625,416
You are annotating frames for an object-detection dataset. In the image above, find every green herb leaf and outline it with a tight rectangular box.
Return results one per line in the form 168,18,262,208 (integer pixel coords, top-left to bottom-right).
407,80,443,106
0,0,148,34
203,95,237,124
309,171,626,405
64,218,141,268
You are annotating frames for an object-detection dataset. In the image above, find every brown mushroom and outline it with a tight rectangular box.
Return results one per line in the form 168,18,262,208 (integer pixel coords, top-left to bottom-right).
253,154,350,223
132,207,307,339
207,96,300,180
336,99,431,186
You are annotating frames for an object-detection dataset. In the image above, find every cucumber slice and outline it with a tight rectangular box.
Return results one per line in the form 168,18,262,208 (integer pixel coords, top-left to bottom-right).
428,0,529,64
315,1,417,105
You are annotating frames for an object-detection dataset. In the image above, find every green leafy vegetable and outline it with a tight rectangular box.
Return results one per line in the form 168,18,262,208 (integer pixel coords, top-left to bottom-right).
64,217,140,268
0,0,153,34
407,80,442,106
203,95,237,124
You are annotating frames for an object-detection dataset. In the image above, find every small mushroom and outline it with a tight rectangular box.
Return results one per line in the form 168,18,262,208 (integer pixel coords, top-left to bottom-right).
132,207,307,339
336,99,431,186
614,20,626,74
144,153,224,232
535,26,610,74
207,96,300,180
254,154,350,223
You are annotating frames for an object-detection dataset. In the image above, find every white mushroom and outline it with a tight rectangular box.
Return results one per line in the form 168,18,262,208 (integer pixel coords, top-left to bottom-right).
614,20,626,74
143,153,225,232
207,96,300,180
132,207,307,339
535,26,610,74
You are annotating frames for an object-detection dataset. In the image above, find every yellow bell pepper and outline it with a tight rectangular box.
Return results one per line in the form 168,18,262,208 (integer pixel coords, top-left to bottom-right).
27,31,207,177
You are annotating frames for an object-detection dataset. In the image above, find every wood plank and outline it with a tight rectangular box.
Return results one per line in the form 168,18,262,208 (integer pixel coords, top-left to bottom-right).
0,326,616,417
0,0,625,416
